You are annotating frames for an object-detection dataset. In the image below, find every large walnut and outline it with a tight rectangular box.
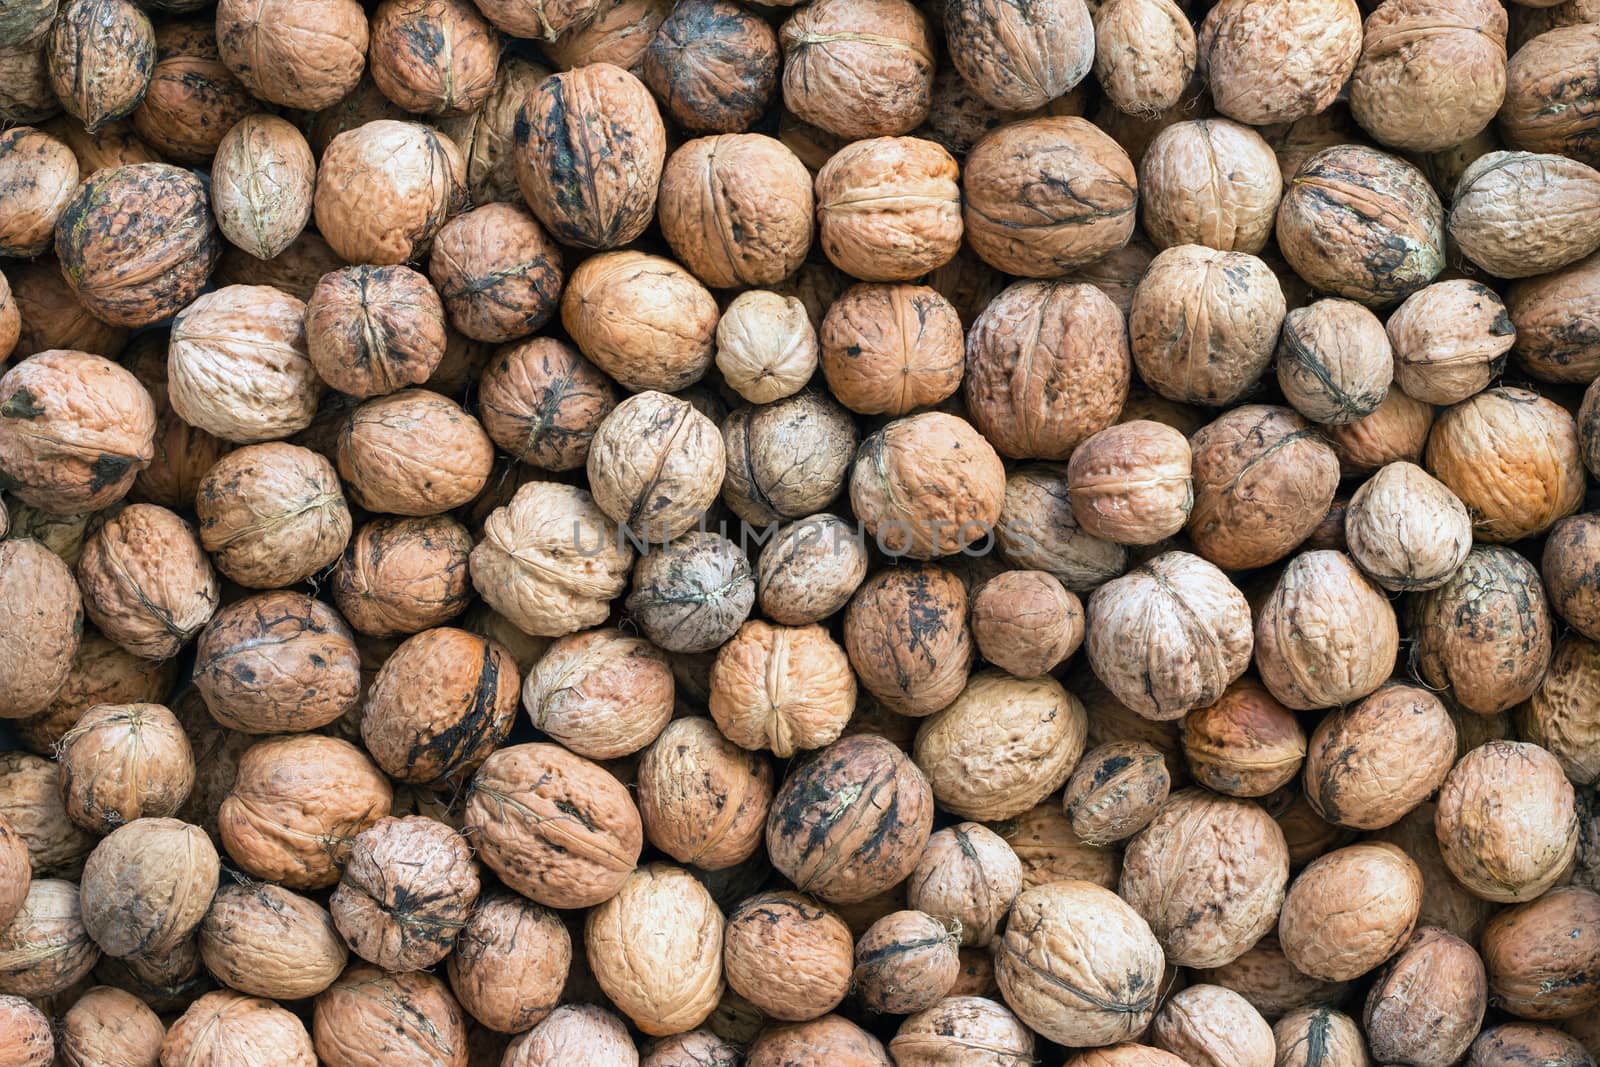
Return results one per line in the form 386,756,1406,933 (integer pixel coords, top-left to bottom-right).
58,986,164,1067
194,592,359,734
427,206,561,346
215,0,367,110
58,702,191,832
1346,460,1472,591
524,628,672,760
638,717,772,870
587,391,725,543
1140,120,1281,253
337,389,493,516
369,0,497,117
332,816,479,972
199,882,347,1001
166,990,316,1067
1304,684,1457,830
477,338,614,471
46,0,153,133
76,503,217,661
562,251,719,392
709,620,854,757
722,890,852,1022
1449,150,1600,278
447,892,569,1034
333,516,471,637
819,283,963,416
747,1016,888,1067
779,0,933,139
80,818,218,959
945,0,1092,110
970,569,1083,678
1200,0,1362,124
1255,550,1398,711
195,443,351,589
314,120,464,266
1365,927,1486,1065
849,412,1004,559
1149,984,1275,1067
211,117,317,267
814,136,961,282
1500,25,1600,167
1482,886,1600,1020
1436,740,1578,903
1066,421,1192,546
843,565,972,716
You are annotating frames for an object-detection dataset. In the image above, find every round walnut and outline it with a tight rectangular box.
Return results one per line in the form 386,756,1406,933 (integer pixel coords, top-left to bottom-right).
967,280,1129,461
1469,1024,1596,1067
332,516,472,637
0,541,79,717
0,45,56,129
1276,299,1393,425
1199,0,1362,124
46,0,153,133
844,564,974,717
477,338,614,470
1440,387,1584,541
587,391,724,542
1436,740,1578,903
778,0,933,139
945,0,1091,110
464,743,642,909
891,998,1034,1067
0,753,95,877
220,734,393,889
996,881,1163,1047
1130,246,1287,406
58,986,164,1067
0,879,98,997
1449,151,1600,278
637,717,772,870
853,910,958,1015
1363,927,1487,1066
562,251,718,392
447,892,569,1034
1482,886,1600,1021
1062,742,1171,846
429,207,561,347
80,818,218,959
747,1016,888,1067
1544,514,1600,641
132,21,252,164
1180,680,1305,797
58,702,191,833
1140,120,1281,253
1255,551,1399,711
163,990,315,1066
515,64,665,249
1389,280,1515,405
306,266,447,398
542,0,666,71
194,592,360,734
1278,842,1423,982
970,570,1083,678
337,389,492,516
368,0,497,117
626,533,754,655
723,890,852,1022
709,620,854,757
906,824,1022,948
199,883,347,1001
815,136,961,282
1087,552,1254,722
914,671,1085,822
1412,544,1554,715
1120,790,1290,968
819,283,964,416
501,1005,638,1067
963,118,1137,277
1150,984,1275,1067
1326,388,1435,475
54,162,218,328
524,628,672,760
331,816,479,972
313,121,463,266
0,350,154,516
1305,684,1457,831
766,734,934,904
1346,461,1471,591
1508,251,1600,384
721,394,854,525
715,291,817,405
757,514,869,626
642,0,776,132
77,503,218,660
214,0,365,109
1501,25,1600,166
1066,421,1191,546
850,412,1005,559
313,966,467,1067
0,126,77,258
195,443,350,589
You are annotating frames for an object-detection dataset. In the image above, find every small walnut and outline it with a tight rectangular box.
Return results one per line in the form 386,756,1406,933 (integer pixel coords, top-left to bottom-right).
626,533,754,654
1255,550,1398,711
562,251,719,392
1389,280,1515,404
332,516,471,637
1140,120,1281,253
215,0,367,110
427,203,561,345
970,570,1083,678
587,391,725,543
843,564,973,716
1276,299,1393,424
723,890,853,1022
779,0,934,139
815,136,961,282
0,126,78,258
905,824,1021,949
1062,741,1171,846
331,815,479,972
1436,740,1578,903
1325,387,1436,475
474,0,601,38
210,113,319,265
637,717,772,870
58,986,164,1067
1067,421,1192,546
1543,514,1600,642
476,338,614,471
853,910,959,1016
447,892,569,1034
195,442,350,589
199,883,347,1001
721,393,855,525
716,291,817,404
945,0,1092,110
545,0,666,71
1449,151,1600,278
80,818,218,959
642,0,776,132
524,628,672,760
819,283,963,416
756,513,869,626
1345,461,1471,591
337,389,493,516
1180,680,1306,798
307,266,447,398
76,503,217,661
1200,0,1362,124
850,412,1004,559
1278,842,1423,982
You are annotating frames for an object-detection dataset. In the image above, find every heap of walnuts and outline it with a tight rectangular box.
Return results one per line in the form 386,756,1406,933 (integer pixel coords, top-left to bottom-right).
2,0,1600,1063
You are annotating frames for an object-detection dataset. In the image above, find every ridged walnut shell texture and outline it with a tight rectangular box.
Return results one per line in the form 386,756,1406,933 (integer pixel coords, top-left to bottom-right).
368,0,498,118
502,1005,637,1067
0,753,96,877
1200,0,1362,125
446,892,569,1034
709,620,854,758
561,251,719,392
1364,927,1486,1066
1140,119,1282,253
312,966,468,1067
998,465,1129,592
306,265,447,398
626,533,754,655
464,742,642,909
166,990,316,1067
1353,0,1508,152
0,878,98,997
1120,790,1290,968
716,291,818,405
1062,741,1171,846
945,0,1092,111
195,442,351,589
905,824,1022,949
914,671,1086,822
337,389,493,516
642,0,778,133
1066,420,1193,546
0,350,154,517
843,565,972,717
1467,1024,1595,1067
1481,886,1600,1020
1449,151,1600,278
891,996,1034,1066
995,881,1164,1047
722,890,853,1022
637,716,772,870
963,117,1138,277
215,0,367,110
1254,550,1398,711
210,114,316,265
0,126,78,258
1499,24,1600,167
1388,279,1516,405
1305,684,1457,831
58,701,192,832
334,517,468,637
849,411,1005,559
971,569,1083,678
966,281,1129,461
1093,0,1197,120
58,985,165,1067
80,817,218,959
524,628,672,760
587,390,724,542
819,283,963,416
779,0,933,139
1346,460,1471,592
0,46,56,129
853,910,959,1015
747,1016,888,1067
194,592,359,734
438,55,549,206
1278,842,1423,982
314,120,464,266
1276,298,1393,425
46,0,153,133
477,338,614,470
721,393,855,525
76,503,217,661
428,203,562,345
543,0,665,71
1543,514,1600,641
766,734,934,905
1149,984,1275,1067
1325,388,1435,475
131,20,253,164
814,136,962,283
1519,634,1600,784
514,63,666,250
1508,252,1600,384
1436,740,1578,903
332,816,479,973
54,162,219,327
199,882,348,1001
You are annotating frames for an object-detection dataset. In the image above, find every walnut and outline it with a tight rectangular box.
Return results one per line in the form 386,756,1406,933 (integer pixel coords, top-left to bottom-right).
447,892,569,1034
0,878,98,997
721,393,855,525
710,620,855,757
130,20,251,165
1278,842,1423,981
215,0,367,110
716,291,817,404
850,412,1004,559
332,516,471,637
199,883,347,1001
1482,886,1600,1021
756,513,869,625
314,120,464,266
1389,279,1515,404
369,0,497,117
1255,550,1398,711
1066,421,1192,546
331,816,479,972
626,533,754,654
637,716,772,870
76,504,217,661
1507,252,1600,384
58,702,191,833
1199,0,1362,124
819,283,963,416
1180,680,1305,798
853,910,959,1015
970,570,1083,678
1093,0,1197,120
45,0,153,133
778,0,933,139
945,0,1092,110
1150,984,1275,1067
814,136,961,282
337,389,493,516
307,266,447,398
1450,150,1600,278
313,966,468,1067
1275,298,1393,425
642,0,777,132
562,251,719,392
80,818,218,959
587,391,725,543
58,986,164,1067
195,443,350,589
0,753,95,877
1325,387,1436,475
747,1016,888,1066
1436,740,1578,903
0,126,77,258
1500,25,1600,166
523,628,672,760
1140,120,1281,253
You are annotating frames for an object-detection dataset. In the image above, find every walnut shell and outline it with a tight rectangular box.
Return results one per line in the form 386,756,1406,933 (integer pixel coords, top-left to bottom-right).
524,628,672,760
313,966,468,1067
307,266,447,398
0,753,94,877
1271,1007,1371,1065
722,890,851,1022
1508,252,1600,384
165,990,315,1067
332,816,479,972
0,879,98,997
626,533,754,654
219,734,392,889
587,391,725,543
1449,151,1600,277
58,985,163,1067
0,43,57,128
970,570,1083,678
637,716,772,871
905,824,1021,949
369,0,497,117
1389,280,1515,404
754,513,867,625
545,0,666,70
993,799,1122,892
435,55,549,208
1092,0,1197,120
1140,119,1281,253
850,411,1004,560
46,0,153,133
215,0,367,110
963,118,1138,277
195,443,350,588
1179,679,1305,798
0,350,154,516
642,1031,741,1067
1519,634,1600,784
1276,298,1393,425
1436,739,1578,903
76,503,217,661
1066,422,1191,546
1062,741,1171,847
199,883,347,1001
514,64,666,249
1199,0,1362,124
778,0,933,139
814,136,961,283
316,124,466,269
1087,551,1254,721
8,257,125,360
1482,886,1600,1020
0,126,77,258
714,291,817,404
332,516,471,637
819,283,963,416
1279,842,1423,981
1361,926,1487,1064
945,0,1092,110
709,620,854,757
853,910,958,1015
477,338,614,470
1325,387,1436,475
1120,789,1290,968
721,394,853,525
1305,683,1457,831
475,0,601,38
119,333,230,511
1469,1024,1596,1067
1254,550,1399,711
562,251,719,393
640,0,776,132
337,389,492,515
447,892,569,1034
1345,460,1471,592
747,1016,889,1067
1543,514,1600,642
0,0,54,48
997,465,1128,592
80,818,218,959
130,21,252,164
58,702,191,832
844,564,974,717
193,592,359,734
1500,25,1600,166
1150,984,1275,1067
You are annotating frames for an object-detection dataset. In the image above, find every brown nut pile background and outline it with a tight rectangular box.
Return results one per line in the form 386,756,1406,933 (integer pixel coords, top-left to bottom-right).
0,0,1598,1063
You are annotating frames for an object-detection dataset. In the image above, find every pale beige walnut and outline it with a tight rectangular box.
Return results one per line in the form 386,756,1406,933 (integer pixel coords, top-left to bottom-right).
332,516,472,637
446,892,569,1034
715,292,817,405
1481,886,1600,1021
164,989,315,1067
1200,0,1362,124
913,671,1085,822
195,442,350,589
561,251,718,392
199,883,346,1001
1519,634,1600,784
1361,927,1486,1066
0,539,79,722
337,389,492,516
963,118,1137,277
463,742,642,909
1508,252,1600,384
1120,789,1289,968
945,0,1092,110
331,815,479,973
966,280,1130,460
890,995,1033,1066
1067,421,1191,546
970,570,1083,678
1449,151,1600,278
843,564,974,717
587,391,724,543
637,717,772,870
79,818,218,960
1304,684,1457,831
710,620,855,758
525,628,673,760
747,1015,888,1067
658,135,812,288
1271,1008,1370,1065
849,411,1004,560
58,702,191,833
905,824,1021,949
1130,245,1286,406
1389,280,1515,404
1345,461,1471,591
1276,299,1393,425
1093,0,1196,119
313,120,464,266
0,878,98,997
211,116,315,262
814,136,961,282
1140,120,1281,253
0,753,95,877
76,503,218,661
756,514,868,627
215,0,366,109
641,1030,749,1067
369,0,497,117
819,283,963,416
219,734,392,890
853,910,959,1015
723,890,852,1022
995,881,1164,1047
57,985,163,1067
0,126,77,258
502,1004,637,1067
312,966,468,1067
1499,25,1600,166
1150,984,1274,1067
778,0,933,139
1279,842,1423,982
1254,550,1398,711
1436,740,1578,903
1087,551,1254,722
1062,741,1170,846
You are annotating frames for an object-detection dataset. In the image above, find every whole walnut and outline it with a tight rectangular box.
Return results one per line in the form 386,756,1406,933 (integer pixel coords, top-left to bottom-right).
1363,927,1487,1065
626,533,754,654
766,734,934,904
1469,1024,1596,1067
1149,984,1275,1067
722,890,852,1022
58,702,191,832
1130,245,1286,406
914,671,1085,822
1437,740,1578,903
1200,0,1361,124
313,966,468,1067
318,124,467,267
165,990,315,1067
1180,681,1305,799
1255,550,1398,711
369,0,496,117
1271,1008,1371,1066
80,818,218,959
524,628,672,760
0,879,98,997
1449,151,1600,278
819,283,963,416
1061,741,1170,847
1544,515,1600,641
587,391,724,543
332,516,471,637
945,0,1091,110
1140,120,1281,253
642,0,776,133
58,985,164,1067
447,892,569,1034
502,1004,638,1066
464,743,642,909
1279,842,1423,981
853,910,959,1016
778,0,932,139
1508,252,1600,384
1326,387,1435,475
195,443,351,589
850,412,1004,560
1305,684,1457,831
544,0,667,71
721,394,854,525
709,620,854,757
1276,299,1393,425
0,753,95,877
477,338,614,471
337,389,492,516
0,126,77,258
562,251,719,392
199,883,347,1001
1520,634,1600,784
77,503,218,661
46,0,153,133
815,137,961,282
964,118,1137,277
0,43,55,128
429,209,561,348
1195,938,1353,1023
970,570,1083,678
1500,25,1600,166
1120,790,1290,968
996,881,1163,1046
1346,461,1471,592
1351,0,1508,151
220,734,393,889
756,513,868,625
905,824,1021,949
1067,421,1191,546
637,716,772,870
515,64,666,249
215,0,366,109
306,266,447,398
1087,552,1254,721
747,1016,889,1067
1482,886,1600,1020
332,816,479,972
0,350,154,516
0,540,80,717
966,280,1128,460
1092,0,1195,119
1389,280,1515,405
712,295,814,408
1277,147,1445,306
